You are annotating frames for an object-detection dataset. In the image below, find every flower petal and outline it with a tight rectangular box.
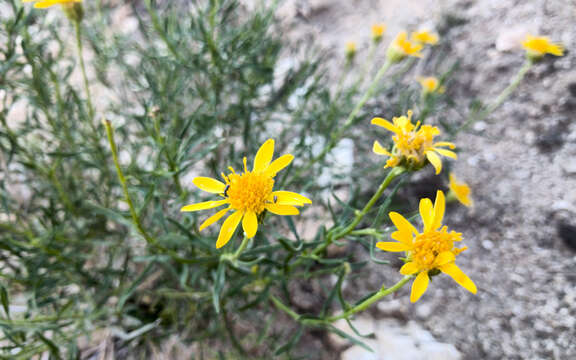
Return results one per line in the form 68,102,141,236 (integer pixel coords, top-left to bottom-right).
253,139,275,172
391,230,413,245
419,198,434,231
193,177,226,194
434,148,457,159
265,203,299,215
439,263,477,294
431,190,445,230
216,211,243,248
434,251,455,266
272,191,312,206
400,262,420,275
199,207,230,231
389,212,418,235
242,211,258,238
433,141,456,149
425,151,442,175
376,241,412,252
371,117,398,133
410,272,430,303
181,199,228,212
265,154,293,176
373,140,391,155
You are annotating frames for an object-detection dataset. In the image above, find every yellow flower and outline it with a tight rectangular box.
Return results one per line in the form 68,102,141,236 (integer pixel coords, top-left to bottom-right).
448,173,473,207
371,110,457,174
417,76,445,94
522,35,564,59
372,24,386,42
23,0,81,8
411,30,439,45
377,190,476,302
386,32,423,63
181,139,311,249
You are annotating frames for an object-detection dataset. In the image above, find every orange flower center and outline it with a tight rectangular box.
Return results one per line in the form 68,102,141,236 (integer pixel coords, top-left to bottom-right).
411,228,462,270
226,171,274,214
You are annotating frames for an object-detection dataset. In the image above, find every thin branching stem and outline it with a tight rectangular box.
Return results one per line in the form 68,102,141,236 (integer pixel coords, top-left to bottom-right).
103,119,156,245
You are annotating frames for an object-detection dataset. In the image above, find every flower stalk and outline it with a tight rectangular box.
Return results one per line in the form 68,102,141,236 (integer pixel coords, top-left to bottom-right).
103,119,156,245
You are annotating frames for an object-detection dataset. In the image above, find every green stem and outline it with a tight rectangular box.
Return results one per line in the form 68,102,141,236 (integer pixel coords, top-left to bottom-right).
103,119,156,245
74,20,95,121
291,59,393,180
231,235,250,262
270,275,412,325
460,59,532,132
324,275,411,322
332,167,405,241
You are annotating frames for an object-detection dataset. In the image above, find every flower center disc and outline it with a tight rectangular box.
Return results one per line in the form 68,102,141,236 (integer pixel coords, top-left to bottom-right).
411,230,459,269
227,171,274,214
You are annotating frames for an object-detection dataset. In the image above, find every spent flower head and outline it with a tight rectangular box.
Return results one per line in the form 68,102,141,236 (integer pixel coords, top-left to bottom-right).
448,173,473,207
377,190,477,302
411,30,439,45
371,110,456,174
417,76,444,95
372,24,386,43
181,139,311,248
386,32,423,63
522,35,564,61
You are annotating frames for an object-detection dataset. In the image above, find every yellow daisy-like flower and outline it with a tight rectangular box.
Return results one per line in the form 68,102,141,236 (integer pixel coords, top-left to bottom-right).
23,0,81,8
386,32,423,63
411,30,439,45
417,76,445,94
181,139,311,249
521,35,564,59
377,190,477,302
448,173,473,207
372,24,386,42
371,110,457,174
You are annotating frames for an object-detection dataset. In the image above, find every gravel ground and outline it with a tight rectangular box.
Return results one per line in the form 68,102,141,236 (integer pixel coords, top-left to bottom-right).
278,0,576,359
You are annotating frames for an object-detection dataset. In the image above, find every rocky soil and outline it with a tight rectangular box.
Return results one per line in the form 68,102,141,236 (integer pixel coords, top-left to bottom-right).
278,0,576,359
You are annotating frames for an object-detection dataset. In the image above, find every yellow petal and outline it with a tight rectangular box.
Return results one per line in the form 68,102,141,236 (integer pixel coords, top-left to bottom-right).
389,212,418,235
181,199,228,212
410,272,430,303
391,230,413,245
272,191,312,206
434,251,455,266
425,151,442,175
242,211,258,238
439,263,477,294
400,262,419,275
373,140,391,155
265,203,299,215
216,211,243,248
433,141,455,149
434,148,457,159
265,154,294,176
193,177,226,194
371,117,398,133
419,198,434,232
376,241,412,252
34,1,58,7
547,43,564,56
253,139,275,172
431,190,445,230
199,207,230,231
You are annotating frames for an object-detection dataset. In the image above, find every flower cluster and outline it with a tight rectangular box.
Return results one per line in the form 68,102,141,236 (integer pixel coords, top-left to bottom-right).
371,110,456,174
